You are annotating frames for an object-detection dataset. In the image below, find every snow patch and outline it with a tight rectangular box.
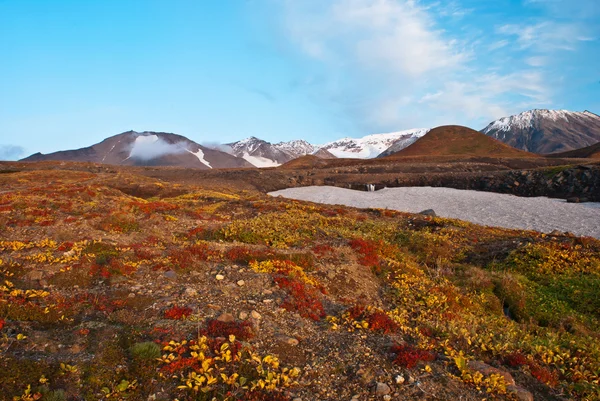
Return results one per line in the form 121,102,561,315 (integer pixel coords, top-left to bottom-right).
242,153,281,168
186,149,212,169
269,186,600,239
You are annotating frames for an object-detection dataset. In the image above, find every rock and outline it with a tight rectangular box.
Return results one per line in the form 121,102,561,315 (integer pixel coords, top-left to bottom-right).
293,398,302,401
239,311,248,320
383,395,392,401
163,270,177,280
394,375,405,384
467,361,515,386
567,197,580,203
251,310,261,320
371,382,391,396
237,280,245,287
418,209,436,217
216,313,235,323
507,385,534,401
277,335,299,346
185,287,197,297
215,274,225,280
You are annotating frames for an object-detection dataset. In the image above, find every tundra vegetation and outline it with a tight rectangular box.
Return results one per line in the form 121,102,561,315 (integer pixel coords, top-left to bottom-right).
0,166,598,400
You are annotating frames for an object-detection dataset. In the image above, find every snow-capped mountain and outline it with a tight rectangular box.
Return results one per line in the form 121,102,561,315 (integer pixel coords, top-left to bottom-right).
481,109,600,154
320,128,430,159
22,131,253,169
226,137,318,167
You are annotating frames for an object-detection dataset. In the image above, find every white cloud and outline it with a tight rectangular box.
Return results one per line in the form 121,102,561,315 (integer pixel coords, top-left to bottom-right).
497,22,588,51
273,0,570,130
525,56,546,67
283,0,468,77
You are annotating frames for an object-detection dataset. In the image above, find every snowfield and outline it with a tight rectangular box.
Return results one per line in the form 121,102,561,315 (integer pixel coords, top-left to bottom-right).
269,186,600,239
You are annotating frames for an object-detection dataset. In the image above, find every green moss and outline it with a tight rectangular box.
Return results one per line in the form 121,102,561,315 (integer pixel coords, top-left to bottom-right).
130,342,161,360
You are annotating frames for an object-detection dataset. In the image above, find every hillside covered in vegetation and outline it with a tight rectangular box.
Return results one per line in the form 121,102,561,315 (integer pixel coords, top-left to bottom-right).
0,164,599,400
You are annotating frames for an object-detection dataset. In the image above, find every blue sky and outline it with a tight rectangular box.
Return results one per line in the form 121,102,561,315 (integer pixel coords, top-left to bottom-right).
0,0,598,159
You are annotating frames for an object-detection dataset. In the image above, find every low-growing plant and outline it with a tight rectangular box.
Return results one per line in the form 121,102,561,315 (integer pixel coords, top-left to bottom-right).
130,341,162,360
391,344,436,368
205,319,254,341
164,305,193,320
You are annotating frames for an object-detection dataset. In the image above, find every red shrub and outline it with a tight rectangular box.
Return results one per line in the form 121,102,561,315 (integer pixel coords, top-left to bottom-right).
274,276,325,321
160,357,199,374
505,352,528,367
391,344,436,368
367,311,397,334
530,364,559,387
504,352,558,387
205,319,254,341
186,226,205,238
312,244,334,257
347,305,366,320
225,246,272,264
164,305,193,320
131,200,179,215
132,244,159,261
349,238,380,268
57,241,74,251
0,319,5,330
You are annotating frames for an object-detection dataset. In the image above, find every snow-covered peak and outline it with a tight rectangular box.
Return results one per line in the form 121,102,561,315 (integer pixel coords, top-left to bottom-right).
275,139,316,155
482,109,592,133
319,128,429,159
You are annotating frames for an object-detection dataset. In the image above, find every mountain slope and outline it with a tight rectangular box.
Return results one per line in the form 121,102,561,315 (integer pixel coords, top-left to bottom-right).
481,110,600,154
226,137,317,167
21,131,253,169
548,141,600,159
320,128,429,159
387,125,537,158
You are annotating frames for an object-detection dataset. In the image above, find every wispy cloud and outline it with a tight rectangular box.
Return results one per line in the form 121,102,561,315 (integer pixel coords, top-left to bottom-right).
497,22,588,51
0,145,26,160
272,0,556,130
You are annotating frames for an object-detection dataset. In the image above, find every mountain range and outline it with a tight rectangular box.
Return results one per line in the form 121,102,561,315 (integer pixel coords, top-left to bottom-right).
18,109,600,168
22,131,253,169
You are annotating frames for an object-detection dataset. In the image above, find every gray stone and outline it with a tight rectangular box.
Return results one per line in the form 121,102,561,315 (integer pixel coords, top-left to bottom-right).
418,209,436,217
507,385,534,401
372,382,391,396
163,270,177,280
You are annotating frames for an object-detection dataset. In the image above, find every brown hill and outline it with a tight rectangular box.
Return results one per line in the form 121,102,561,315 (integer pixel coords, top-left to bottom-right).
547,141,600,159
385,125,537,158
279,154,333,169
313,148,337,159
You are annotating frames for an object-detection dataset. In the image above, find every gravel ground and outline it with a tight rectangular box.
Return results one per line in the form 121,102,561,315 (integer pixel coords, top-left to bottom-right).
269,186,600,239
